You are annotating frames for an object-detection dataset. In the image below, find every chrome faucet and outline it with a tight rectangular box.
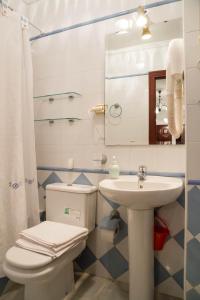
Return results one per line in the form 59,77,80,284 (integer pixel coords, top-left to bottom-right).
137,165,147,181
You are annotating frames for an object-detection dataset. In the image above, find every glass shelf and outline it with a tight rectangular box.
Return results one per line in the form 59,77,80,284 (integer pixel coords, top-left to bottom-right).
34,92,82,101
34,117,81,124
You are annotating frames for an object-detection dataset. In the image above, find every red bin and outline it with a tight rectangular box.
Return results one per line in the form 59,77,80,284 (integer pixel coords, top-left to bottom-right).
154,216,170,251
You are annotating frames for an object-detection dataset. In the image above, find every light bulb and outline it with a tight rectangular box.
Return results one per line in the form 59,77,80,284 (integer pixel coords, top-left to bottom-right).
142,26,152,40
136,6,148,28
116,19,131,34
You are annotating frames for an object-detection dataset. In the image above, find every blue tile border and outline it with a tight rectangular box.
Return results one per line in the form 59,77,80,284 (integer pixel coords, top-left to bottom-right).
188,180,200,186
30,0,181,41
37,166,185,178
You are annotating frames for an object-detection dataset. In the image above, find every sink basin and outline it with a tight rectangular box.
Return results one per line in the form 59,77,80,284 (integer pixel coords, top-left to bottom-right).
99,175,183,209
99,175,183,300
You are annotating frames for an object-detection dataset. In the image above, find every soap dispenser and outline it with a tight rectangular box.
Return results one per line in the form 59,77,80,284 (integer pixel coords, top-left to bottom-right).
109,156,120,179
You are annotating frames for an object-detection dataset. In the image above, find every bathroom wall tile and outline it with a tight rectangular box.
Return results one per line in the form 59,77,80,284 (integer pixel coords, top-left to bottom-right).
186,288,200,300
115,237,129,261
85,261,112,280
157,201,185,237
187,105,200,142
96,192,114,225
174,230,185,249
185,67,200,105
99,247,129,279
185,280,193,293
186,238,200,286
41,171,63,189
156,277,183,299
117,206,128,224
186,184,200,298
73,173,93,186
86,228,114,259
116,271,129,287
187,186,200,236
54,172,81,186
37,170,52,186
155,239,184,276
76,247,97,271
185,230,194,244
38,186,46,212
173,269,184,289
154,258,171,286
184,0,200,33
187,142,200,180
185,31,200,68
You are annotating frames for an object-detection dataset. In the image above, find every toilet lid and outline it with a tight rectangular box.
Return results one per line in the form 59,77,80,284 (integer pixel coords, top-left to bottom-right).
6,246,53,269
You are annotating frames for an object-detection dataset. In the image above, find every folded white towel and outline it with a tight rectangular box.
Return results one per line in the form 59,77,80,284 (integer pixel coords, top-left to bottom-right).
19,221,88,248
16,238,84,258
16,221,88,258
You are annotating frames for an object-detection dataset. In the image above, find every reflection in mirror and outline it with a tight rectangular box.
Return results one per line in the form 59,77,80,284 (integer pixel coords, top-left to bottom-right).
105,2,184,146
149,71,185,145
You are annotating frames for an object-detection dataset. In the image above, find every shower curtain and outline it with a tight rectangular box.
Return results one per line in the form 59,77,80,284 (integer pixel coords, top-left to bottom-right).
0,10,40,277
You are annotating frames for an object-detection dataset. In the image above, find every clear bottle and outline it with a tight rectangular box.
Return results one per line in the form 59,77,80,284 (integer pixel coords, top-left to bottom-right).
109,156,120,179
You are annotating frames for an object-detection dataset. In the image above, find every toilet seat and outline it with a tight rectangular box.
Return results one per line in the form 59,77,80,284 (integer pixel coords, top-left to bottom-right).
5,246,53,269
3,241,86,285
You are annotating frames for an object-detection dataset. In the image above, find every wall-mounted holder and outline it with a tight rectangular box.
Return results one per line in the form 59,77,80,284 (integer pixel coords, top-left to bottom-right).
109,103,122,118
92,154,107,165
34,92,82,102
34,117,81,124
90,104,106,114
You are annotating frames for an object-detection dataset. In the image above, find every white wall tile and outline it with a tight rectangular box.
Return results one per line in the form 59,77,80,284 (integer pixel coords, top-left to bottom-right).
187,104,200,142
186,67,200,105
185,31,200,68
187,142,200,180
184,0,200,33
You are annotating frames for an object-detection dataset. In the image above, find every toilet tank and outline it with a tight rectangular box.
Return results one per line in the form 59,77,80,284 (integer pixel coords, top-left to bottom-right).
46,183,97,232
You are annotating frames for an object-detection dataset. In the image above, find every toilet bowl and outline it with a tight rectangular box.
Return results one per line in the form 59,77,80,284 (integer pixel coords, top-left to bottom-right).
3,183,97,300
3,241,86,300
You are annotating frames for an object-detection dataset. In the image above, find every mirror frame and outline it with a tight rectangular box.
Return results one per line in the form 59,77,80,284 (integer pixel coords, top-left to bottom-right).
149,70,166,144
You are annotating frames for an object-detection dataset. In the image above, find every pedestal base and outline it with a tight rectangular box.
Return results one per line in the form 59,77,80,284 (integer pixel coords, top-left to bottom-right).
128,209,154,300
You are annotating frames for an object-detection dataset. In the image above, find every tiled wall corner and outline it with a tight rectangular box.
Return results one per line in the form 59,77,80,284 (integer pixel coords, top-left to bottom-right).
184,0,200,181
184,0,200,299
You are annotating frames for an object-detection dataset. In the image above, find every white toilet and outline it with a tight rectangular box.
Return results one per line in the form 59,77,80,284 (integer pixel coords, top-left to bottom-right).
3,183,97,300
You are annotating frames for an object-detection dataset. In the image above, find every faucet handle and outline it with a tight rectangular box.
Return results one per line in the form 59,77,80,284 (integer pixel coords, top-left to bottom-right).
138,165,147,173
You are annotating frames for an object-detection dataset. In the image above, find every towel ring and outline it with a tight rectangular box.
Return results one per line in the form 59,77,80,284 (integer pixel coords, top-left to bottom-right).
109,103,122,118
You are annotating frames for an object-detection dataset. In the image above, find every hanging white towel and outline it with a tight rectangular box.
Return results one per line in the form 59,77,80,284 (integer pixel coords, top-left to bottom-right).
166,38,184,139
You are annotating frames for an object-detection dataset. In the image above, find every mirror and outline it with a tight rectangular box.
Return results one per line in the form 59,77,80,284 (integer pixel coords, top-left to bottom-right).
105,4,184,145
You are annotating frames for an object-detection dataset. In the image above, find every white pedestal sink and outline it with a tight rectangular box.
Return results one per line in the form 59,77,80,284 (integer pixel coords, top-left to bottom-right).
99,176,183,300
